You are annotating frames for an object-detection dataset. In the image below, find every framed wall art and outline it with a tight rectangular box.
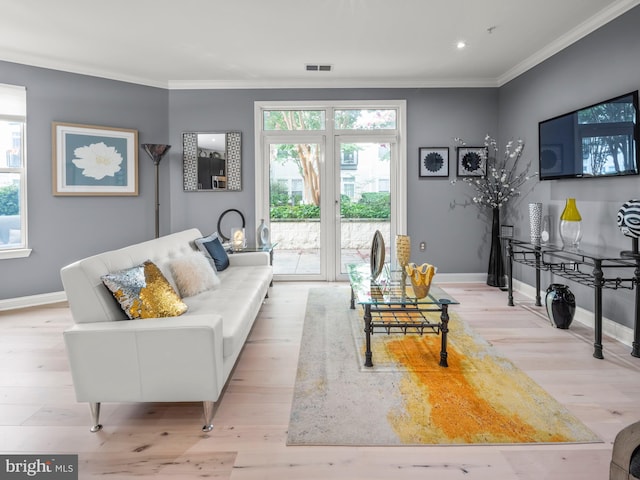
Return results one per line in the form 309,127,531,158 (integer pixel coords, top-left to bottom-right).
52,122,138,196
456,146,487,177
418,147,449,178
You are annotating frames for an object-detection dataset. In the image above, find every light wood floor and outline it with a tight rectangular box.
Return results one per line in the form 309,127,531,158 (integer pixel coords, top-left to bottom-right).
1,282,639,479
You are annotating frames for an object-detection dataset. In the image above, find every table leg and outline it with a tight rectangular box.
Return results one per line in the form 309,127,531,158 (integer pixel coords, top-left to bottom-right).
593,261,604,359
350,287,355,309
534,247,542,306
632,261,640,357
364,305,373,367
439,303,449,368
506,239,514,306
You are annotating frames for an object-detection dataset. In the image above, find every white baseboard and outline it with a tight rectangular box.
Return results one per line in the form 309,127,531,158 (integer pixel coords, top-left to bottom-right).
0,291,67,311
437,273,486,283
513,279,634,347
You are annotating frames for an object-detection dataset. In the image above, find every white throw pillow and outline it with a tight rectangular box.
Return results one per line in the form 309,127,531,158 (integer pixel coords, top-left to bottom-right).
169,251,221,298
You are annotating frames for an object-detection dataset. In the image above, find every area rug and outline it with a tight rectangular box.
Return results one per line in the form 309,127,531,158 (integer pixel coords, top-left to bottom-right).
286,286,601,446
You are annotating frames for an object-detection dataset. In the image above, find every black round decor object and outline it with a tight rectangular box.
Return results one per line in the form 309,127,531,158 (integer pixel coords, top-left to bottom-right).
545,284,576,329
216,209,245,242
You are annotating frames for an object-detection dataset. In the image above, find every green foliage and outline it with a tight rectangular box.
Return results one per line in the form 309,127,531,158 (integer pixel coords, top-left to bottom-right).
0,184,19,215
270,180,290,206
270,192,390,220
270,204,320,219
359,192,390,208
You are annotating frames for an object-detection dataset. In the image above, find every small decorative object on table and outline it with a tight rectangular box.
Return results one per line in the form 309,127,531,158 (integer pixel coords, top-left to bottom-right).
257,218,270,248
545,283,576,329
559,198,582,247
370,230,385,280
541,214,551,243
405,262,437,298
529,202,542,244
231,227,246,250
617,199,640,258
395,235,411,268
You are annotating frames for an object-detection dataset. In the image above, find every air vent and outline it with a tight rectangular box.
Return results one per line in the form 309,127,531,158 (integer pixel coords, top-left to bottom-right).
305,64,332,72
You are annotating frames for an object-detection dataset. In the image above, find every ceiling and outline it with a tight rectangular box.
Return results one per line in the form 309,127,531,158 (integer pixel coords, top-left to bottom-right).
1,0,639,90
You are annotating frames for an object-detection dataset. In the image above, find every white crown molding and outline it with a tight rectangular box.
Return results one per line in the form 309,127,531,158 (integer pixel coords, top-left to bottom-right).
2,1,639,90
166,77,500,90
0,55,169,89
498,0,640,86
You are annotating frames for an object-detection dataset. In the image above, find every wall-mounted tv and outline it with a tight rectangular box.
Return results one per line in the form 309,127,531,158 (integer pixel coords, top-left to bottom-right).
538,91,639,180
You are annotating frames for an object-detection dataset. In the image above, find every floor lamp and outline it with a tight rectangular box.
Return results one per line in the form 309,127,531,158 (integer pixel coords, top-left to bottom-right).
141,144,171,238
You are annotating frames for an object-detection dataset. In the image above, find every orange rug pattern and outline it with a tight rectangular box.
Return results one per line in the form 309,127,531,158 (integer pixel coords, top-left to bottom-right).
287,287,601,446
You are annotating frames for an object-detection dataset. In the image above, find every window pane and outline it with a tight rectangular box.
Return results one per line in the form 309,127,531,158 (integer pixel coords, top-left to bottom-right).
269,142,321,275
0,172,21,248
0,120,22,168
334,109,397,130
263,110,325,130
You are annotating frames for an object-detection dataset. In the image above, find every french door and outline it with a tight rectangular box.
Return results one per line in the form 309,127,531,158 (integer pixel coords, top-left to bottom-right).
255,101,406,281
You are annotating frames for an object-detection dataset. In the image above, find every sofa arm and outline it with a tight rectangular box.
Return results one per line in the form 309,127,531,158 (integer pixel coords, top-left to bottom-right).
229,251,270,266
63,315,224,403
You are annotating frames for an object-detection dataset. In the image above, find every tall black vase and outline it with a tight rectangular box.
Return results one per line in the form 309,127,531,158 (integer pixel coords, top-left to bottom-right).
487,206,505,287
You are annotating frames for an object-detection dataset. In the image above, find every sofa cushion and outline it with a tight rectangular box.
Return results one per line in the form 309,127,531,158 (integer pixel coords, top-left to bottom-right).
169,251,221,297
195,232,230,271
183,264,272,358
101,260,188,320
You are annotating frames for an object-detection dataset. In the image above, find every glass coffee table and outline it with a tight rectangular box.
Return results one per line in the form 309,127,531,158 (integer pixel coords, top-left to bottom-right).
347,263,458,368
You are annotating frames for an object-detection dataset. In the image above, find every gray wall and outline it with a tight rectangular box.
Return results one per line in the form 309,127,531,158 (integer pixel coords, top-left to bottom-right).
4,4,640,316
498,5,640,328
0,61,168,300
168,87,498,275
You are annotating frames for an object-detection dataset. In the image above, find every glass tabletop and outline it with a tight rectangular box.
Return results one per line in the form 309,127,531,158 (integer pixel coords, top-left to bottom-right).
347,263,458,306
504,238,638,265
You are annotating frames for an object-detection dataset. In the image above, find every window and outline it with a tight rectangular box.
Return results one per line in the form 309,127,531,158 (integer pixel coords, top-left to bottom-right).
334,109,397,130
263,110,326,131
0,83,28,258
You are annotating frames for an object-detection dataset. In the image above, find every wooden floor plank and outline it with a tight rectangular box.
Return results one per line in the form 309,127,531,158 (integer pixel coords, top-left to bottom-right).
0,281,639,479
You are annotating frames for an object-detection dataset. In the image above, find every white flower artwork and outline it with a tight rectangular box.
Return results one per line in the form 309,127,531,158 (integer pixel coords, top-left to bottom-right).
72,142,123,180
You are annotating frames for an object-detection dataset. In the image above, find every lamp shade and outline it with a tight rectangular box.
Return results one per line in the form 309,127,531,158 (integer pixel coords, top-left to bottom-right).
142,144,171,164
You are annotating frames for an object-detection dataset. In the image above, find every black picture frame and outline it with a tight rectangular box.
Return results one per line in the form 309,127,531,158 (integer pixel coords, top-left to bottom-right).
456,146,487,177
419,147,449,178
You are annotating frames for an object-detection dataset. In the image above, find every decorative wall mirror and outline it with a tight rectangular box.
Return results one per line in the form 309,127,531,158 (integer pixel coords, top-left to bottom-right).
183,131,242,191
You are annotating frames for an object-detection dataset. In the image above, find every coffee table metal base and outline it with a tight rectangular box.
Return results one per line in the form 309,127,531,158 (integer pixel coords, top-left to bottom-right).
350,288,450,368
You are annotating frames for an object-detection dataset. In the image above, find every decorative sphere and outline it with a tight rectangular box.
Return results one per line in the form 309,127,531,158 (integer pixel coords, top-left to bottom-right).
617,199,640,239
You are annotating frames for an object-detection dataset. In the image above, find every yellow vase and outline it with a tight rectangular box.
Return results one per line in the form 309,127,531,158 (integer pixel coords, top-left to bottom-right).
405,262,436,298
396,235,411,268
560,198,582,247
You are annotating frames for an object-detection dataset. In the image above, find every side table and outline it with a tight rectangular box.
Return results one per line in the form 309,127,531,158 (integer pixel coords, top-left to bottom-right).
229,243,277,265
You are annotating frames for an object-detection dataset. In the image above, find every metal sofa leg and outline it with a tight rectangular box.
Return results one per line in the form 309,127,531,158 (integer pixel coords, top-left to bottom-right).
89,402,103,432
202,401,214,432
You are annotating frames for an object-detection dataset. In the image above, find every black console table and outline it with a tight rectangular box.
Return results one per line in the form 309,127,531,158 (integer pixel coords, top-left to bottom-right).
503,238,640,359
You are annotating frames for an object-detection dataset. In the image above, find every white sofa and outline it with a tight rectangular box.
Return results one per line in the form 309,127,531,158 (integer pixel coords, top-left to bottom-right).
60,228,273,432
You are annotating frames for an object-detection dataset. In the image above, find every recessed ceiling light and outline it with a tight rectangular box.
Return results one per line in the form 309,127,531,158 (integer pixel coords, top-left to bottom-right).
456,41,467,50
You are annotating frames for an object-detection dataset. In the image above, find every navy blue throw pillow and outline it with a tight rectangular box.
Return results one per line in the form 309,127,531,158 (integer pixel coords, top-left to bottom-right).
195,233,230,271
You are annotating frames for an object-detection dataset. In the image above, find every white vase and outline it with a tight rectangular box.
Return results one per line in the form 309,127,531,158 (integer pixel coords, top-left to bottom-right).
257,219,270,248
529,203,542,244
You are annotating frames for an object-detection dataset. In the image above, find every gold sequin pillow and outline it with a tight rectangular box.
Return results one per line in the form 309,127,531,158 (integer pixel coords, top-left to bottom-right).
101,260,188,320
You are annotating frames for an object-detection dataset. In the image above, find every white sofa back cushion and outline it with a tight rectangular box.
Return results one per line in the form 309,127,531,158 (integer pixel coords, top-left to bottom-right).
61,229,203,324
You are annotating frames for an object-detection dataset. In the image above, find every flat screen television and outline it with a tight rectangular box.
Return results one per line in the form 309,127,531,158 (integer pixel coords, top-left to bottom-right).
538,91,639,180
